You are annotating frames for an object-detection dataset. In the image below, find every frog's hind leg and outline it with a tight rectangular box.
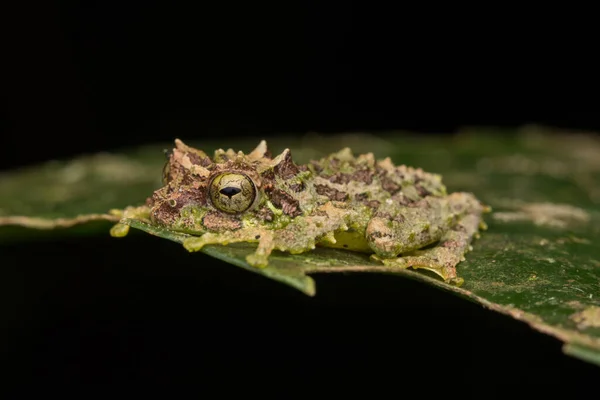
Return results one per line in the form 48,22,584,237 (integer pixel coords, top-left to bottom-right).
371,192,487,286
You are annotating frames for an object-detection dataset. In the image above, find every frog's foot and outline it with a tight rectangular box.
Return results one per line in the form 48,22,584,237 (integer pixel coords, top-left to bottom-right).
183,234,214,252
246,252,269,268
372,250,464,286
245,231,275,268
109,205,151,238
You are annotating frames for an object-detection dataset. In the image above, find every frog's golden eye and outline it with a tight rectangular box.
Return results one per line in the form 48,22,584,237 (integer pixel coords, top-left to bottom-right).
209,173,256,213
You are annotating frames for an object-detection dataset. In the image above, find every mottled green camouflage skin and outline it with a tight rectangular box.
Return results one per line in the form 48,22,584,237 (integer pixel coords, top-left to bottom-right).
148,139,487,284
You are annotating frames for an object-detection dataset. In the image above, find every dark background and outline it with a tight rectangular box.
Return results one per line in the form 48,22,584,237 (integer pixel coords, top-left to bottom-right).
2,1,599,395
3,2,600,169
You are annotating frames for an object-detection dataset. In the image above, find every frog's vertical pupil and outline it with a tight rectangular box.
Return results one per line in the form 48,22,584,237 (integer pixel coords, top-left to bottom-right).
209,173,257,213
219,187,242,198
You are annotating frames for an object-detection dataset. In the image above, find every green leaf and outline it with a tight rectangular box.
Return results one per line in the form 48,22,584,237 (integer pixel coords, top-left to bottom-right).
0,144,165,240
2,126,600,366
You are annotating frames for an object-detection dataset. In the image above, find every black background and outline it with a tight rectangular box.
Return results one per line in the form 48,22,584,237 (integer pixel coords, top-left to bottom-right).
2,1,599,395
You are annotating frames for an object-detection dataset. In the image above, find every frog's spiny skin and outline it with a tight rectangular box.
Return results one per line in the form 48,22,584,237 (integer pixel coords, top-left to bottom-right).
148,139,487,285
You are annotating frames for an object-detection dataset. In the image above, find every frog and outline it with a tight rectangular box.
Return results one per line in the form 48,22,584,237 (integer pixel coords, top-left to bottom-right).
125,139,488,286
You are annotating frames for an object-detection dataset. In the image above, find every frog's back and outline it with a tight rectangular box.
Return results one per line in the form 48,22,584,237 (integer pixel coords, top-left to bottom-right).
307,147,447,210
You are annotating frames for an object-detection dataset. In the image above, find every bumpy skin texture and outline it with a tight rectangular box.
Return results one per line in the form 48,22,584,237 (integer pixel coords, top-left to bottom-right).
148,139,487,284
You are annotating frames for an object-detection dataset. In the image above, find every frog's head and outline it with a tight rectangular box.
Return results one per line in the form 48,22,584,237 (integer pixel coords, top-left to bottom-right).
148,139,310,234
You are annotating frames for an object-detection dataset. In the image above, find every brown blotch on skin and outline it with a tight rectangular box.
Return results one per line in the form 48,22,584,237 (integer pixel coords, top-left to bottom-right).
382,178,401,194
376,211,404,223
369,230,392,239
315,184,349,201
375,166,388,178
180,173,196,187
187,152,202,165
355,192,369,201
311,208,328,217
269,188,302,217
282,202,301,217
310,161,323,174
171,164,199,185
391,192,413,206
416,185,432,197
254,206,275,222
375,211,391,220
364,200,381,208
260,169,276,191
261,169,275,180
186,152,213,167
393,213,405,223
352,168,374,184
151,201,179,226
202,211,242,232
408,198,430,209
328,173,352,184
289,182,305,192
274,150,300,179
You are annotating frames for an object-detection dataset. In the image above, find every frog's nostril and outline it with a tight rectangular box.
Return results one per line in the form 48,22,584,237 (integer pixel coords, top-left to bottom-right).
220,187,242,198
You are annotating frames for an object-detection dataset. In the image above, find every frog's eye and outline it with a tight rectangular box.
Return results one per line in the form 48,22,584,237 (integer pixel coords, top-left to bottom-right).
209,173,257,213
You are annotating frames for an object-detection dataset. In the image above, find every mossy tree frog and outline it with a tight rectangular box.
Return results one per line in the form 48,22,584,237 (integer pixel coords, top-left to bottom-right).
123,139,488,285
